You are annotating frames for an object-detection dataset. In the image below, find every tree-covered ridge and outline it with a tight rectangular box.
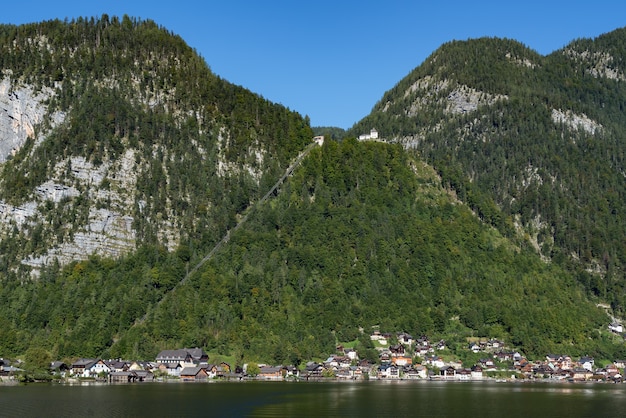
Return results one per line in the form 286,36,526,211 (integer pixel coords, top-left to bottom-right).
349,30,626,315
0,17,624,368
3,139,615,364
0,16,312,275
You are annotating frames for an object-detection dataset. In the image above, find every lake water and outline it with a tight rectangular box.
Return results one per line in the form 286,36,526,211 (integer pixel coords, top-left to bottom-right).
1,380,625,417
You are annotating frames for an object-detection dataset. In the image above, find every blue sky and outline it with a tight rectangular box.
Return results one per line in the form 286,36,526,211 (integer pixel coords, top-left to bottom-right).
2,1,625,128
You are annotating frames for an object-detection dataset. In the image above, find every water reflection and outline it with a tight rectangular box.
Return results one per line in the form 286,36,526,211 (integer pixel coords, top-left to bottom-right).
1,381,625,417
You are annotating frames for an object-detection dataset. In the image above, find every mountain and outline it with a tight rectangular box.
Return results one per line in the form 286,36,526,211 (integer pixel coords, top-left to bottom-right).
350,30,626,314
0,16,312,276
0,17,624,364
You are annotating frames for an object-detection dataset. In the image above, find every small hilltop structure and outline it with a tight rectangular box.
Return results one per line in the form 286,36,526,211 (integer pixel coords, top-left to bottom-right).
358,128,379,141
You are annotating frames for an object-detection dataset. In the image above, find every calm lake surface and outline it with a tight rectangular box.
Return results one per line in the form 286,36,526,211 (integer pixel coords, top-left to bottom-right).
1,380,625,417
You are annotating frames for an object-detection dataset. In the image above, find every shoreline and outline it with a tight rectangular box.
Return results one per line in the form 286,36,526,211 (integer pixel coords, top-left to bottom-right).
11,375,622,386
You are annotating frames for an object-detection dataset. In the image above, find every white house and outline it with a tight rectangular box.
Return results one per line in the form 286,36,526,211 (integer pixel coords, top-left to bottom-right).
397,333,414,346
71,359,111,378
471,365,484,380
345,349,358,361
579,357,595,371
358,128,379,141
370,331,388,346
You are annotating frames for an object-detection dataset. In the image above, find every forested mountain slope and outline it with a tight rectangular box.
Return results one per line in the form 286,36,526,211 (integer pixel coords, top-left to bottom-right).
0,16,312,277
0,139,616,363
0,17,624,365
350,29,626,315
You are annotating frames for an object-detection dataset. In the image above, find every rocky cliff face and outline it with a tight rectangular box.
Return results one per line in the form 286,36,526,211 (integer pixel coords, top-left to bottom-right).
0,76,64,162
0,78,137,272
20,152,137,270
0,18,313,278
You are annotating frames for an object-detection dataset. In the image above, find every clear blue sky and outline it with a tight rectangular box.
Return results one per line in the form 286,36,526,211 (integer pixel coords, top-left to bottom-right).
2,1,625,129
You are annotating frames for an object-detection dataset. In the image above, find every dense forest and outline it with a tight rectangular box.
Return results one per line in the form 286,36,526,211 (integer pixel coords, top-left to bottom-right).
0,17,625,366
0,139,620,365
349,32,626,316
0,15,312,277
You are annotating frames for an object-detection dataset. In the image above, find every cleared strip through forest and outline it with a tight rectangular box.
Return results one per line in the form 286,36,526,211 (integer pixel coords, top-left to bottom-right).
182,141,318,283
133,141,319,326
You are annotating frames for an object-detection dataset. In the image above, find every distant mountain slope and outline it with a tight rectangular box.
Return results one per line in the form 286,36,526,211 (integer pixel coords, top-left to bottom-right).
0,139,613,363
0,16,312,276
350,29,626,314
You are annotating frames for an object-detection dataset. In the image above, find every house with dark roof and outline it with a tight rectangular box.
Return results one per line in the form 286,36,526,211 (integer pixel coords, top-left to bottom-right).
70,359,110,378
441,366,457,380
186,348,209,363
158,362,183,377
156,348,208,367
578,356,594,371
109,371,137,383
106,360,130,372
470,364,484,380
305,362,324,378
50,361,70,376
180,366,208,381
156,349,193,365
258,366,283,380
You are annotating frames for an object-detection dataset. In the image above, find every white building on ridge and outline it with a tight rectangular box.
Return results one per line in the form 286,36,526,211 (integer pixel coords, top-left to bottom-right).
358,128,379,141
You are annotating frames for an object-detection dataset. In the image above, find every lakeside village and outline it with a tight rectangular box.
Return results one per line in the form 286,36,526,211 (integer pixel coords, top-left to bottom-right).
2,327,626,384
